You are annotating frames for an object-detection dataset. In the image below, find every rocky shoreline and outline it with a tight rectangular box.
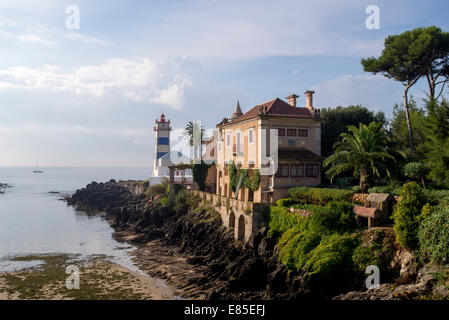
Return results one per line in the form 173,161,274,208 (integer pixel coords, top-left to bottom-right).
66,180,448,300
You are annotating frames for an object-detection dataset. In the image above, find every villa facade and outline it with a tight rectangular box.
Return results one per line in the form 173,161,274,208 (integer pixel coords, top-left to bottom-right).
215,91,322,203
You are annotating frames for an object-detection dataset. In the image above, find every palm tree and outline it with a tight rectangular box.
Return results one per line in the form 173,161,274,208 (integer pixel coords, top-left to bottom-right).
184,121,207,161
323,122,396,193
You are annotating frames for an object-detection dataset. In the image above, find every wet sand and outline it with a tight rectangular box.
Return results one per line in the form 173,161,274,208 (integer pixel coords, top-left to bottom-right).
0,254,180,300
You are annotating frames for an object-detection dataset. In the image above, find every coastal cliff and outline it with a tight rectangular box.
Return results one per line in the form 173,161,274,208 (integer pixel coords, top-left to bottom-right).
67,180,447,300
67,180,289,299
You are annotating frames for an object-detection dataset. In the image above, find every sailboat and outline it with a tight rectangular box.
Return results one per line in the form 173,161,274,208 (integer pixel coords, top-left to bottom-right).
33,160,43,173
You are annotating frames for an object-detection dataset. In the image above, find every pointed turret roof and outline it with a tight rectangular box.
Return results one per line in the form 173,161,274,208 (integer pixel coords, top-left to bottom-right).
232,100,243,119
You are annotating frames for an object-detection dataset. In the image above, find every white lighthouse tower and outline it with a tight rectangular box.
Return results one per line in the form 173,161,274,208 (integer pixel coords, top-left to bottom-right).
152,113,171,177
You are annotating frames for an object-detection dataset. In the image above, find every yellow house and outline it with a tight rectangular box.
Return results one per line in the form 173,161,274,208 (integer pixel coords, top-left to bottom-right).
215,91,322,203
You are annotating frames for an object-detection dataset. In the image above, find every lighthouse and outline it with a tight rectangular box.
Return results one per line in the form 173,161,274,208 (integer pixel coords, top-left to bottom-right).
152,113,171,177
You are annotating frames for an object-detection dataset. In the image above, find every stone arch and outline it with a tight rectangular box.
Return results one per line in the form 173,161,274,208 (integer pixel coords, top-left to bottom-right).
238,215,245,241
229,211,235,230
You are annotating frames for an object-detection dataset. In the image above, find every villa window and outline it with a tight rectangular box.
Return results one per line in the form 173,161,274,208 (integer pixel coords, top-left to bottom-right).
298,128,309,137
291,164,304,177
226,134,231,147
275,164,289,177
305,164,320,177
278,128,285,136
248,128,254,144
287,129,297,136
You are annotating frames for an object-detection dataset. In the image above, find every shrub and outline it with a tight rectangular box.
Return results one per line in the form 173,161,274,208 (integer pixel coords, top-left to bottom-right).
267,206,309,239
368,185,402,196
419,206,449,264
425,189,449,207
291,203,319,211
352,230,395,272
276,198,294,207
403,162,430,188
304,233,358,283
352,245,380,272
278,228,321,271
288,187,354,205
145,183,167,198
288,186,309,202
174,189,187,205
160,196,172,207
309,201,355,234
186,193,200,208
393,182,429,250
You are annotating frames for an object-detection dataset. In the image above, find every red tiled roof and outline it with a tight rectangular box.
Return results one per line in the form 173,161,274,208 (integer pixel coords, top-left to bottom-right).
234,98,313,122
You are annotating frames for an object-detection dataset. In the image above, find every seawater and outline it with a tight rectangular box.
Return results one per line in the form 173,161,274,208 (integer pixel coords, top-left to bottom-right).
0,167,155,273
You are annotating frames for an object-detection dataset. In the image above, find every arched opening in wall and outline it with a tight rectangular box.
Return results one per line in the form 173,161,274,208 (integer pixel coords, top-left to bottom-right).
229,211,235,230
238,215,245,241
240,187,245,201
224,183,228,197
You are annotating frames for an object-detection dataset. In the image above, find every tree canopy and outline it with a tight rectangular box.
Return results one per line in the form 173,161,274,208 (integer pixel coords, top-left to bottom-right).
324,122,396,193
361,26,449,153
320,105,386,158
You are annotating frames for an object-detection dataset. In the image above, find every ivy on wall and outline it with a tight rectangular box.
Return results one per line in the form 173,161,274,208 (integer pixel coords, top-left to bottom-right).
192,161,210,191
245,169,261,192
227,161,261,193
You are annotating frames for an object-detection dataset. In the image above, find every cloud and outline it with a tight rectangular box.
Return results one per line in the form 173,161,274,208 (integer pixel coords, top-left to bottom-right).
17,33,56,46
64,32,112,46
0,57,194,109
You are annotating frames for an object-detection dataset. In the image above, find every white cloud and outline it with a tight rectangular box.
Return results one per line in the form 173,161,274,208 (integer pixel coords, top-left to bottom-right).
17,33,56,46
0,57,194,109
64,32,112,46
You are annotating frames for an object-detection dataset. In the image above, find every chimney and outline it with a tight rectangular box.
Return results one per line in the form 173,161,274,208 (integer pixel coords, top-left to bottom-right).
305,90,315,111
285,93,299,107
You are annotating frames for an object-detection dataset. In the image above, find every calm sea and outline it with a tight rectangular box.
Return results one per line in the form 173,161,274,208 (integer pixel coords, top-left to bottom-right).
0,167,154,273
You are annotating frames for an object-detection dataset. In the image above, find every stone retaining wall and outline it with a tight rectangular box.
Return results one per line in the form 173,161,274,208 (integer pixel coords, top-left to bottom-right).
188,190,269,243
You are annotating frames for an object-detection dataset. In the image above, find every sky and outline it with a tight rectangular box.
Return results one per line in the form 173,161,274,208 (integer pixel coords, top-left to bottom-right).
0,0,448,167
